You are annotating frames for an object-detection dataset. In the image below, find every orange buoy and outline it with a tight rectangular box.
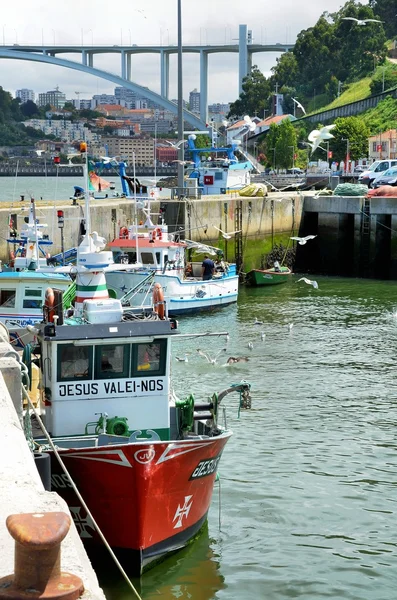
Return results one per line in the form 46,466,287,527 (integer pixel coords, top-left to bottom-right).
153,283,165,320
156,227,163,240
44,287,55,323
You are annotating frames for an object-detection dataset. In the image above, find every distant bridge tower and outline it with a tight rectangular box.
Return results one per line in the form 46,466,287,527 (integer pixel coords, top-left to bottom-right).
239,24,253,94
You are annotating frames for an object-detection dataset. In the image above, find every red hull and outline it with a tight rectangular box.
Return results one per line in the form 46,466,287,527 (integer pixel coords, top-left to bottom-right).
49,433,231,572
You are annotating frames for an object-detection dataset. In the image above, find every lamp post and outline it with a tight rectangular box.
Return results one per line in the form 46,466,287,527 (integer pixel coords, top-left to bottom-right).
271,147,276,171
342,137,350,173
288,145,295,170
177,0,184,193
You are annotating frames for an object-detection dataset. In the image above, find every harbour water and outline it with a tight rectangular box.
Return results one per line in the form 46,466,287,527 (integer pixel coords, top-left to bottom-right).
96,278,397,600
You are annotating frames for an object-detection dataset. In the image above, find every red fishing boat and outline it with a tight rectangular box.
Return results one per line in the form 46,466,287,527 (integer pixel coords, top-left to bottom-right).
29,210,251,573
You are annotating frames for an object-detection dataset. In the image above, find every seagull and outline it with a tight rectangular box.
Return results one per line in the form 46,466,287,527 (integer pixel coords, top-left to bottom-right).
308,125,336,153
226,356,249,364
172,160,195,165
292,97,306,115
213,226,241,240
197,348,227,364
290,235,317,245
254,318,264,325
341,17,383,26
297,277,319,289
90,231,107,250
100,155,119,165
260,332,266,341
34,150,45,157
175,354,189,362
288,323,294,331
135,8,147,18
222,119,230,128
165,139,186,149
243,115,257,133
247,342,254,350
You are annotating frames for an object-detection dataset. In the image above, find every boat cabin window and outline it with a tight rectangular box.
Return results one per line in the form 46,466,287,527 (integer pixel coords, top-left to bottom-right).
215,171,223,180
58,344,92,381
23,289,42,309
155,252,161,265
141,252,155,266
0,289,16,308
95,344,130,379
133,340,166,376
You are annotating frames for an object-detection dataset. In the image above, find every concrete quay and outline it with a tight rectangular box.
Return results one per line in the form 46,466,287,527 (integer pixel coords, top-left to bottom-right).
0,344,106,599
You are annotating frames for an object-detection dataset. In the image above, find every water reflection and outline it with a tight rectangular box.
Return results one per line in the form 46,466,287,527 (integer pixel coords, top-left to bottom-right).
93,524,225,600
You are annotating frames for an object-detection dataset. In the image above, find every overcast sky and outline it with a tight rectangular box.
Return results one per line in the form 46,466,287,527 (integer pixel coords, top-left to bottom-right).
1,0,353,104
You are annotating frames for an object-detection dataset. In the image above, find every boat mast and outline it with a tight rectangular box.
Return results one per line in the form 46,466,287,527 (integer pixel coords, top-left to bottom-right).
177,0,184,193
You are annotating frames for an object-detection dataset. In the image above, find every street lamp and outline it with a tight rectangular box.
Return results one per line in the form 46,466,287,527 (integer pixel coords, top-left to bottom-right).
177,0,184,193
52,29,55,45
342,137,350,173
288,145,295,170
271,147,276,171
88,28,93,46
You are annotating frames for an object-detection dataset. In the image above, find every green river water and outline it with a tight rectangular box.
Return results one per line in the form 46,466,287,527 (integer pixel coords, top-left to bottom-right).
95,277,397,600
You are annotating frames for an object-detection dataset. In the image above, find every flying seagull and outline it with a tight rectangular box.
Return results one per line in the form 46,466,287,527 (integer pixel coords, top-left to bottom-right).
296,277,319,289
292,97,306,115
290,235,317,245
165,139,186,149
197,348,227,364
341,17,383,26
243,115,257,133
213,226,241,240
308,125,336,153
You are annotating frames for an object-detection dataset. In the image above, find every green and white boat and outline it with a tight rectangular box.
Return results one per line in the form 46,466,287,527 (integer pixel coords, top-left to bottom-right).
246,265,292,286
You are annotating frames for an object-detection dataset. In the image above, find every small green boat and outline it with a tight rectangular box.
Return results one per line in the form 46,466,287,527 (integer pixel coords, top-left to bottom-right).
246,266,292,286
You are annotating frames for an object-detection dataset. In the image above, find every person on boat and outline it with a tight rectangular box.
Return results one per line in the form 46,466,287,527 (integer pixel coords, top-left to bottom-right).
185,262,193,277
101,356,114,372
202,255,215,281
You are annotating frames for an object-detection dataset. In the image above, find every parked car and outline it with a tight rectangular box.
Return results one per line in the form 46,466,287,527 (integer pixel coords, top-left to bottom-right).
353,165,366,173
371,166,397,188
358,160,397,186
287,168,305,175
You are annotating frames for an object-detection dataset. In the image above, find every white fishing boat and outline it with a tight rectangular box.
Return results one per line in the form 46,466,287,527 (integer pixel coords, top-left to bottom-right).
105,198,239,315
0,199,74,347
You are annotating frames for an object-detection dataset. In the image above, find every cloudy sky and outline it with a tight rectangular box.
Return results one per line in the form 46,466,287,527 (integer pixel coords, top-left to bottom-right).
1,0,350,104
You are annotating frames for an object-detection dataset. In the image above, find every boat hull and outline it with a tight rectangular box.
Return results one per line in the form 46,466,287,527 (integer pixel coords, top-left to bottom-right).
49,432,231,574
246,268,292,286
106,271,239,315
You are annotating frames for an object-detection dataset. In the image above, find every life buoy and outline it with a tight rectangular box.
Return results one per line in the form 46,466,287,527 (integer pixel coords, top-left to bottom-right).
156,227,162,240
44,287,55,323
153,283,165,320
119,226,129,239
9,251,15,268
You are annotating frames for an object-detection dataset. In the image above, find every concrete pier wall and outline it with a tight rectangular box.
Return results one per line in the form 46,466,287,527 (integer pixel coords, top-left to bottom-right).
0,349,106,599
0,194,303,272
297,195,397,279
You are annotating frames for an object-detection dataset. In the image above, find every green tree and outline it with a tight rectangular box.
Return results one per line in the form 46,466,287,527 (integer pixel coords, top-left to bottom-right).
329,116,369,162
20,100,40,118
263,123,279,168
271,52,299,89
228,66,272,119
369,0,397,38
370,64,397,94
275,120,297,169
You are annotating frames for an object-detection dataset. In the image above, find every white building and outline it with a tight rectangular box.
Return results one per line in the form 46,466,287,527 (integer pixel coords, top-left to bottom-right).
23,119,99,144
16,89,35,104
189,89,200,114
38,88,66,109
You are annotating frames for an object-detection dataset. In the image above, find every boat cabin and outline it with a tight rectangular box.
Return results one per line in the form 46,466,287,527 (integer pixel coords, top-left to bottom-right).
38,318,178,441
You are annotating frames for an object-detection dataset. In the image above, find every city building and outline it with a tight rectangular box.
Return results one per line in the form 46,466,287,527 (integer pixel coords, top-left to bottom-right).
105,136,155,166
156,144,178,164
37,87,66,109
16,89,35,104
23,118,99,144
368,130,397,160
189,89,200,113
92,94,117,107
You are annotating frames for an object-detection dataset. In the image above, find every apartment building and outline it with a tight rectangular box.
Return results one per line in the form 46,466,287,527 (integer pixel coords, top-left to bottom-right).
16,89,35,103
106,137,155,166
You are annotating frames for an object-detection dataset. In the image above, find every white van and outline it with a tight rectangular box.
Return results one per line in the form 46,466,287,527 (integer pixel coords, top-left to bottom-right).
358,160,397,186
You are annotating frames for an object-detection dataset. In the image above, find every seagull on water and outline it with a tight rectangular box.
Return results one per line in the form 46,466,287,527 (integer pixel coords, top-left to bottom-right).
260,332,266,341
297,277,319,289
213,226,241,240
175,354,190,362
197,348,227,364
288,323,294,331
247,342,254,350
290,235,317,245
341,17,383,26
254,318,264,325
226,356,249,364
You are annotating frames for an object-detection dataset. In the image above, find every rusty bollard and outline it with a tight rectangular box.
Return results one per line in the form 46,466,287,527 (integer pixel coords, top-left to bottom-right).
0,512,84,599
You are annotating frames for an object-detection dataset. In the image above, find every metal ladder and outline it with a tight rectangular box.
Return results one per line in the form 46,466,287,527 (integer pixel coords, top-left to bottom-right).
234,200,243,274
360,198,371,277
